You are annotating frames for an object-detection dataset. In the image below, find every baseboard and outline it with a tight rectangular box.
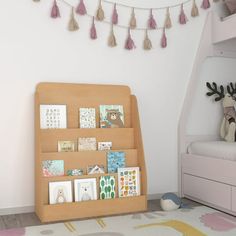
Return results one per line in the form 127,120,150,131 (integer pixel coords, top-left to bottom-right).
0,193,177,215
0,206,35,216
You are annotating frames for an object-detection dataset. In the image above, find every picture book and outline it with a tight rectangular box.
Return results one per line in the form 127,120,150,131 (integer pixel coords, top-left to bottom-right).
99,105,124,128
99,176,116,200
78,137,96,151
42,160,64,177
118,167,140,198
58,140,75,152
98,141,112,151
87,165,105,174
107,151,125,173
40,104,67,129
79,108,96,128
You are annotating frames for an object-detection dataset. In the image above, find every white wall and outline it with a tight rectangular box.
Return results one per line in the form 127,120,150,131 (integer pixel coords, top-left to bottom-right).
187,57,236,136
0,0,208,211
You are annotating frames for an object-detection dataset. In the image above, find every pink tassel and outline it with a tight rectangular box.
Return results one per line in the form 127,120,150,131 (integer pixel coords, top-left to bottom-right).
201,0,210,9
112,4,118,24
76,0,87,15
90,17,97,39
51,0,60,18
179,4,187,24
125,28,136,50
161,28,167,48
148,9,157,29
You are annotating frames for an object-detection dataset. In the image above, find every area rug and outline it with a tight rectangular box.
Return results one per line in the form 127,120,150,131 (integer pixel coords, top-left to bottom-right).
1,206,236,236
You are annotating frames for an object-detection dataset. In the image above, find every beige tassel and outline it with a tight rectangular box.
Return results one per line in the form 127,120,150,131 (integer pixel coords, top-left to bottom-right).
164,7,172,29
129,8,137,29
143,30,152,50
108,25,117,47
68,8,79,31
191,0,199,17
96,0,105,21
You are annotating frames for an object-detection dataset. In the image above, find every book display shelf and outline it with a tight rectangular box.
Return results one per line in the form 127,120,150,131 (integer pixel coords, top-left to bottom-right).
35,83,147,222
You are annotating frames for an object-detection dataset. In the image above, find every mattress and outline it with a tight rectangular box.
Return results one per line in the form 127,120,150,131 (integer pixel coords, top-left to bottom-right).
187,141,236,161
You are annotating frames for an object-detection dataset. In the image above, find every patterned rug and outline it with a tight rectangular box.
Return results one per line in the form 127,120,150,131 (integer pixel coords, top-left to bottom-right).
1,206,236,236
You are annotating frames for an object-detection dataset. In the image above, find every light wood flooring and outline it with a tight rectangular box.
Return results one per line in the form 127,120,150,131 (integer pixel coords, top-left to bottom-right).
0,198,201,230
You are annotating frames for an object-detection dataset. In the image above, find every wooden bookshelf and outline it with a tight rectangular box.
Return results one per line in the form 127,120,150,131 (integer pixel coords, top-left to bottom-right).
35,83,147,222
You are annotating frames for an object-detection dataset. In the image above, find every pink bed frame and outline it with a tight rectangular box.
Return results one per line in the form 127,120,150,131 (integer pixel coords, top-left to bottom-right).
178,12,236,216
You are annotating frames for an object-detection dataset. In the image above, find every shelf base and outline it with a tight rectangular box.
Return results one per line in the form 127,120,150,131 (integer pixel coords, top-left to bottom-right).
36,195,147,223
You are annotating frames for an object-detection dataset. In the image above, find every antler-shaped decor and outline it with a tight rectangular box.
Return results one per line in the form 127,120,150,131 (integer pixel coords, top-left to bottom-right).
206,82,224,101
227,82,236,97
206,82,236,142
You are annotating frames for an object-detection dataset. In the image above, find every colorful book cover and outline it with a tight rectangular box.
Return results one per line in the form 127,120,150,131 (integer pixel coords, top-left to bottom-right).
107,151,125,173
40,105,67,129
42,160,64,177
87,165,105,174
79,108,96,128
78,137,97,151
118,167,140,198
99,105,124,128
100,176,116,199
98,141,112,151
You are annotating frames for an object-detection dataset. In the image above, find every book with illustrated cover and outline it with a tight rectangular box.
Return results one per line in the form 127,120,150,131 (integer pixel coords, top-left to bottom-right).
87,165,105,174
40,105,67,129
98,141,112,151
58,141,75,152
42,160,64,177
107,151,125,173
99,176,115,199
78,137,96,151
79,108,96,128
99,105,124,128
118,167,140,198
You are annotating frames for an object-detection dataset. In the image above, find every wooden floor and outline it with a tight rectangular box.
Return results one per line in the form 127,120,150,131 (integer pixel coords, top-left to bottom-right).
0,198,200,230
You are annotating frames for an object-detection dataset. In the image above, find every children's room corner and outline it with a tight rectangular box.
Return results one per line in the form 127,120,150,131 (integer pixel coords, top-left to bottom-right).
1,0,236,235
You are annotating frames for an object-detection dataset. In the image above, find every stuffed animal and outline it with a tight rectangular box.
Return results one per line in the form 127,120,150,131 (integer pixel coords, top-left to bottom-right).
104,109,124,128
206,82,236,142
160,193,181,211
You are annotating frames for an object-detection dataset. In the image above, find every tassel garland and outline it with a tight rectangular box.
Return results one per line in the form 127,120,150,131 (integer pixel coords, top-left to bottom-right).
51,0,60,18
108,25,117,47
179,4,187,24
76,0,87,15
112,4,118,25
201,0,210,9
96,0,105,21
90,17,97,39
129,8,137,29
161,28,167,48
191,0,199,17
164,7,172,29
148,9,157,29
125,28,136,50
143,30,152,50
68,7,79,31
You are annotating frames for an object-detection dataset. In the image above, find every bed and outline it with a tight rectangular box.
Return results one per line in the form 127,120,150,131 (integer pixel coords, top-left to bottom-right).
181,139,236,216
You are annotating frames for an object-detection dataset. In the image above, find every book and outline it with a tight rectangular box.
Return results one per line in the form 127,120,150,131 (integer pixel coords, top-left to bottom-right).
107,151,125,173
98,141,112,151
78,137,96,151
58,141,75,152
118,167,140,198
99,105,124,128
79,108,96,128
40,104,67,129
99,176,116,199
87,165,105,174
42,160,64,177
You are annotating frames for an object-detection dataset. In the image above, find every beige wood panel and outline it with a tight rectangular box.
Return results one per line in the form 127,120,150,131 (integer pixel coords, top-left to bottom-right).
40,128,134,152
40,149,138,172
41,195,147,222
131,96,147,195
36,83,131,128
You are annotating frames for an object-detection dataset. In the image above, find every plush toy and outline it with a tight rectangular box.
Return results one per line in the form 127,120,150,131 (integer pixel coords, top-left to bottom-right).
206,82,236,142
160,193,182,211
